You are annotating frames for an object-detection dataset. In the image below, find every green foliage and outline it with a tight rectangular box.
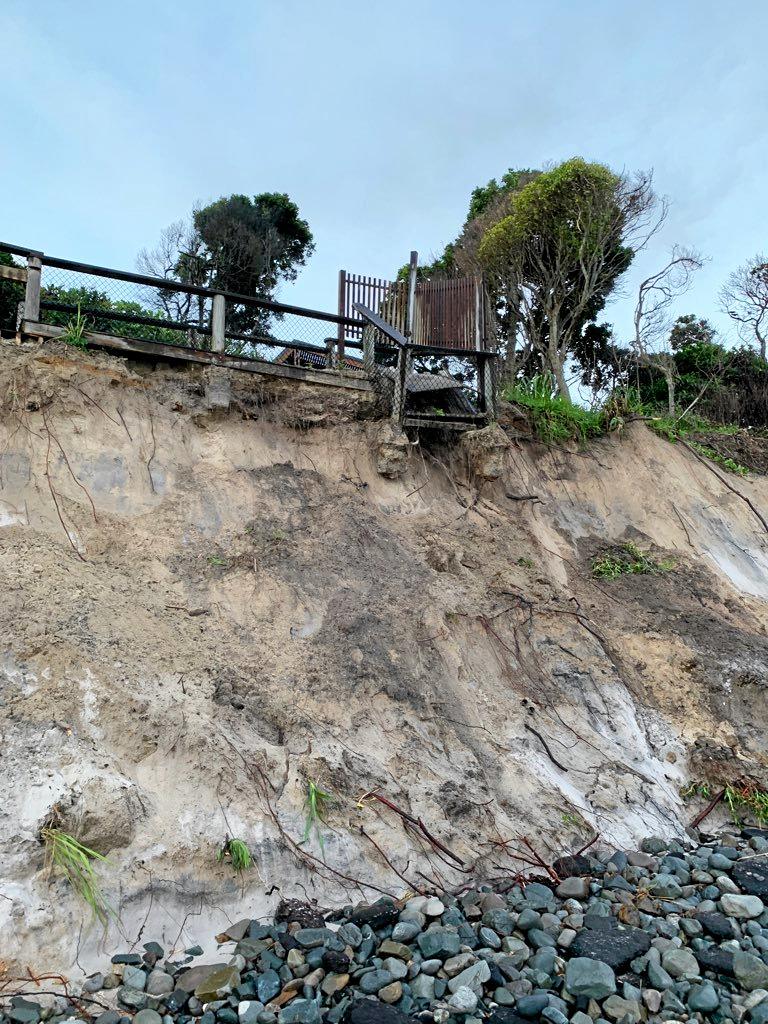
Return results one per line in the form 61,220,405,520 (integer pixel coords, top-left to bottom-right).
194,193,314,333
41,827,112,924
648,415,750,476
592,541,674,580
60,305,90,349
503,374,605,444
517,556,535,569
680,779,768,827
724,782,768,827
466,168,540,223
0,251,23,332
42,286,182,344
301,779,333,853
217,836,253,874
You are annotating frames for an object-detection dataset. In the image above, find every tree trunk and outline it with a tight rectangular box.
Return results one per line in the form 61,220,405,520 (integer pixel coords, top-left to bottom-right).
665,371,676,417
551,357,571,403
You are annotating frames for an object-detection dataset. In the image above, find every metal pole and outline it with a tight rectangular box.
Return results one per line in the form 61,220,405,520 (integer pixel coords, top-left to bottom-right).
211,293,226,353
405,251,418,339
24,254,42,323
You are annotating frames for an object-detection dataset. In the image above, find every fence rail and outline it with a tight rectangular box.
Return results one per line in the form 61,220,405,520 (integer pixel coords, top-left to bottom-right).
2,242,371,371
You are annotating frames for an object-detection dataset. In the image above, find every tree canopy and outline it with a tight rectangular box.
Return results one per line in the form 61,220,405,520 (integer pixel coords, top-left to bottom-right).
478,158,650,398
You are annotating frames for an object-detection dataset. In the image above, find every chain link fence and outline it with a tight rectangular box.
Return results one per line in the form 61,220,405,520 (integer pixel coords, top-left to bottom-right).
362,321,494,427
38,264,360,368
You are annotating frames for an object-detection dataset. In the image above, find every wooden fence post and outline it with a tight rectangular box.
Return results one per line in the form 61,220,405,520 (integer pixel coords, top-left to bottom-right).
24,254,42,324
211,293,226,353
336,269,346,366
405,251,418,339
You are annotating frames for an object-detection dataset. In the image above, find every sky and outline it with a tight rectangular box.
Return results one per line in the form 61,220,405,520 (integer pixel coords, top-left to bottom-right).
2,0,767,346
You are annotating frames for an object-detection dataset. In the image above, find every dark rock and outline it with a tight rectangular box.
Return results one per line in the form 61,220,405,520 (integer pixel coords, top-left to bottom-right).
695,911,736,939
569,920,651,970
346,1002,412,1024
322,950,350,972
552,855,594,878
349,899,400,930
257,971,281,1003
275,900,326,930
693,947,735,977
486,1012,530,1024
112,954,143,966
732,859,768,897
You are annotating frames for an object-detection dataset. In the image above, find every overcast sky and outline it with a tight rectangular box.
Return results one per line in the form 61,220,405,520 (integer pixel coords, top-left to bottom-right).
2,0,767,344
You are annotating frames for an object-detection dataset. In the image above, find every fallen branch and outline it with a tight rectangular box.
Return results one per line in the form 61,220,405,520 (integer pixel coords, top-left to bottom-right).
524,723,569,773
362,792,466,868
690,787,726,829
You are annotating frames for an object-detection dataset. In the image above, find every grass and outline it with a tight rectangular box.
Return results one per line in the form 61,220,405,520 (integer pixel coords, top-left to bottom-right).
724,781,768,827
648,415,750,476
517,556,535,569
41,827,112,924
504,375,605,444
217,836,253,874
503,376,754,476
592,540,675,580
301,779,333,853
60,305,90,350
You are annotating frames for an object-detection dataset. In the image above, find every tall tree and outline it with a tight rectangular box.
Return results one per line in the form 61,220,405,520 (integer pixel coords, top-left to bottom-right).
630,248,704,416
720,254,768,359
478,158,659,400
138,193,315,339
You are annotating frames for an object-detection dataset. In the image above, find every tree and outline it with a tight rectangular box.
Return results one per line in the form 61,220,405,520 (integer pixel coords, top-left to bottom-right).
138,193,315,340
0,251,23,332
478,158,660,400
630,248,704,416
195,193,314,333
720,255,768,359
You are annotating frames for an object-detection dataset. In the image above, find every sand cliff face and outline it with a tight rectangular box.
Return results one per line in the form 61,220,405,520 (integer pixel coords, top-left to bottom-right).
1,341,767,974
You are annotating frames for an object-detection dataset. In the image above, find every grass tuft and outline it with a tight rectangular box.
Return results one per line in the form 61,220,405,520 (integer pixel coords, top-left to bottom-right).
217,836,253,874
41,827,112,924
504,375,605,445
301,779,333,853
60,305,90,350
592,541,674,580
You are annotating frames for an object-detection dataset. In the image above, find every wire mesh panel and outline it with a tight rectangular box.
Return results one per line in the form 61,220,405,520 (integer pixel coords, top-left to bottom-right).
36,263,360,367
362,321,495,429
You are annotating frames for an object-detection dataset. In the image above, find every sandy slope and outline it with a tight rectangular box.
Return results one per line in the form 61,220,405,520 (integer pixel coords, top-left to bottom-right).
1,341,767,974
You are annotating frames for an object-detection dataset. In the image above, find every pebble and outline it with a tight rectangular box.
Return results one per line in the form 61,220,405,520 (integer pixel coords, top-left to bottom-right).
12,832,768,1024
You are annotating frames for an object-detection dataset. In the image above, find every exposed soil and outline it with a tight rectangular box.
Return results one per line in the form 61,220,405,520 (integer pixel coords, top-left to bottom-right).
1,340,768,976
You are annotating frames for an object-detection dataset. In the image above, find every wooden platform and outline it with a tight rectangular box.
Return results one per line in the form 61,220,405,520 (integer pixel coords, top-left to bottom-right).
23,321,373,393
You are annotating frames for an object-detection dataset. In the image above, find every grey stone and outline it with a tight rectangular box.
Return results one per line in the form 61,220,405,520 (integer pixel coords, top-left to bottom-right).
123,965,147,991
735,951,768,991
410,974,435,1001
601,995,641,1023
662,947,700,979
417,927,461,959
294,928,333,949
448,960,491,994
556,877,589,900
688,982,720,1013
447,987,478,1013
564,957,617,999
133,1012,162,1024
146,972,174,997
278,1001,321,1024
381,958,408,980
722,893,765,919
359,970,394,994
390,922,420,943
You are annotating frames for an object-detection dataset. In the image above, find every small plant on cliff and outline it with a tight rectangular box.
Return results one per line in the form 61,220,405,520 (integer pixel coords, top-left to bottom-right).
217,835,253,874
301,779,334,853
592,541,674,579
724,781,768,827
41,826,112,924
504,374,605,445
60,304,90,350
